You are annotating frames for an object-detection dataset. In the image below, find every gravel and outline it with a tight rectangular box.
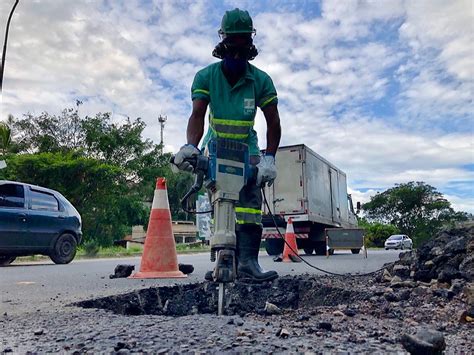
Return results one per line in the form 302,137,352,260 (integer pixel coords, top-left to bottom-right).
1,226,473,353
1,272,472,353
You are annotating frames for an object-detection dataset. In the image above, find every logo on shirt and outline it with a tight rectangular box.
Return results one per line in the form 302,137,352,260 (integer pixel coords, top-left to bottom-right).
243,98,255,115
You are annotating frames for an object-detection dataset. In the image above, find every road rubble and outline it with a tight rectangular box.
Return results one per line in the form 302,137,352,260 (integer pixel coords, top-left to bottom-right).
1,226,472,353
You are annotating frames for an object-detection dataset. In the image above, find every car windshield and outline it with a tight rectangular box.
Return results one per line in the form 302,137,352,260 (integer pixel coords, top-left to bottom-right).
388,235,403,240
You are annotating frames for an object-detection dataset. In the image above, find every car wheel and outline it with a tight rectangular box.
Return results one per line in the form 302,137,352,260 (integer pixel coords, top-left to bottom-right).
0,256,16,266
351,248,361,254
50,233,77,264
303,247,314,255
385,247,388,250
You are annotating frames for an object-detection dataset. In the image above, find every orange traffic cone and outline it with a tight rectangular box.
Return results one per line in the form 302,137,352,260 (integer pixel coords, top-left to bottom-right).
282,218,301,262
129,178,186,279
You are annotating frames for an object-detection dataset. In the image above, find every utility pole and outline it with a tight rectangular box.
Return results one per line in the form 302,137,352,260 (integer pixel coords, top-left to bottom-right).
0,0,20,95
158,114,167,152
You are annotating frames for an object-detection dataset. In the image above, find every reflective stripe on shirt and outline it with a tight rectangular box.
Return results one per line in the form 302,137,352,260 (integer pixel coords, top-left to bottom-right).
260,95,277,108
193,89,210,96
210,113,254,139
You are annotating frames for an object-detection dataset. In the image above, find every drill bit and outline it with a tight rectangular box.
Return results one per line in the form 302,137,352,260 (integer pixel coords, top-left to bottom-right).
218,282,225,316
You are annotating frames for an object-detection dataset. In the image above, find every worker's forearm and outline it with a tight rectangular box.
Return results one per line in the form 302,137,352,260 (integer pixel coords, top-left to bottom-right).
186,100,207,147
186,114,204,147
264,107,281,155
266,121,281,155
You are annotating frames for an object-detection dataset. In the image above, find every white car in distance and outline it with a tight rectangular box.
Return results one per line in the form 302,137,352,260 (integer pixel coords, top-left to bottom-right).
384,234,413,250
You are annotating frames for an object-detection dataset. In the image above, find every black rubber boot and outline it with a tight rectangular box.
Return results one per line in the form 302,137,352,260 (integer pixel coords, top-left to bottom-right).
236,225,278,282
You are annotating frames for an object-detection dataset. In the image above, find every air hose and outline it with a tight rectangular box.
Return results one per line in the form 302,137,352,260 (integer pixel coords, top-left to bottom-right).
261,187,388,278
177,164,388,277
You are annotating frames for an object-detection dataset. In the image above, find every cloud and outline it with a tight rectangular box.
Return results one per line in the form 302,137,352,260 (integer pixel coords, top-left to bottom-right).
395,0,474,130
400,0,473,80
0,0,472,213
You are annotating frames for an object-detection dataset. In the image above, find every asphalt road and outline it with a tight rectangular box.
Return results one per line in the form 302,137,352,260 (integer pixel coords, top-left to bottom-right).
1,249,400,316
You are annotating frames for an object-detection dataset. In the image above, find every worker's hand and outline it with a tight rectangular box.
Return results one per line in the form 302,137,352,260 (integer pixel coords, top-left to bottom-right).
173,144,201,172
257,154,277,187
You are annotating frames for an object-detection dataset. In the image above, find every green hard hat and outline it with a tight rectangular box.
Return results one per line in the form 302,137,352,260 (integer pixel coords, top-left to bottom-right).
219,8,255,35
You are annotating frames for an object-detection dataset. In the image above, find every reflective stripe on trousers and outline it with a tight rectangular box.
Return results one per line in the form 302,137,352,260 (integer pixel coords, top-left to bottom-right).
235,177,262,227
236,207,262,225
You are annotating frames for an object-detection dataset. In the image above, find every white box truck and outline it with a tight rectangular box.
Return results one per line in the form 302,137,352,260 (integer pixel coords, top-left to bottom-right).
262,144,359,255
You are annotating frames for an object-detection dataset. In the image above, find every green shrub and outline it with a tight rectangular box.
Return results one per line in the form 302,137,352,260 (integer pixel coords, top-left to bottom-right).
82,240,100,257
359,220,400,248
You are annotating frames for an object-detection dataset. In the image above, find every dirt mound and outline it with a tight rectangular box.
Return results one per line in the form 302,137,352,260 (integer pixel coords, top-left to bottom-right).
415,225,474,283
381,225,474,324
74,275,369,317
385,225,473,284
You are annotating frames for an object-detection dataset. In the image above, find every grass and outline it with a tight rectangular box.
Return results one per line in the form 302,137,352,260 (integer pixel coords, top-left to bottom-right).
77,245,144,258
15,243,210,263
15,245,395,263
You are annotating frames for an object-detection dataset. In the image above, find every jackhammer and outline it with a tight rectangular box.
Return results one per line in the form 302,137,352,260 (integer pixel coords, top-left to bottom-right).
171,138,257,315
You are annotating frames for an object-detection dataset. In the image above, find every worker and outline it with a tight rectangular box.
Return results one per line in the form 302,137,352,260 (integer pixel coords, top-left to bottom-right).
174,8,281,283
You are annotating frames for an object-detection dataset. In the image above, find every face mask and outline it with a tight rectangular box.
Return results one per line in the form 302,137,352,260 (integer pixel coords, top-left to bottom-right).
223,55,247,76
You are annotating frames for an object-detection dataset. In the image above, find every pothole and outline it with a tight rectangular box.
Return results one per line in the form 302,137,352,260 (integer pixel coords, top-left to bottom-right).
74,276,369,317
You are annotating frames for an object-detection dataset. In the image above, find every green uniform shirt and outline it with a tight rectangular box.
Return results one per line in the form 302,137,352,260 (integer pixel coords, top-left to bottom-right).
191,61,278,156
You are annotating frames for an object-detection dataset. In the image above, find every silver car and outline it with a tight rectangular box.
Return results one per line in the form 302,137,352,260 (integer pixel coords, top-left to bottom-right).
384,234,413,250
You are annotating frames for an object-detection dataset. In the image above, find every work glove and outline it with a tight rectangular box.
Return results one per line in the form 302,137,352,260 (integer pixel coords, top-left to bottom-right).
173,144,201,172
257,154,277,187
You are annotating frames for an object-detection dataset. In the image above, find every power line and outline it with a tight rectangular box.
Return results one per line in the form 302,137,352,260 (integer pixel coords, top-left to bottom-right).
0,0,20,95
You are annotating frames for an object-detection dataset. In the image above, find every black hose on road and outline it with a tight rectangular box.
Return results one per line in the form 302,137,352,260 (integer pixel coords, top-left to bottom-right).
261,188,389,278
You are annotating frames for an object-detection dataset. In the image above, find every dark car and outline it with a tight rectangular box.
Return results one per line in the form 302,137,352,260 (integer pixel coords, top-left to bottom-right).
0,180,82,266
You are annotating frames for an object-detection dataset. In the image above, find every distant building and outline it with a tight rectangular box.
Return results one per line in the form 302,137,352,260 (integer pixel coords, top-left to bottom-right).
123,222,198,249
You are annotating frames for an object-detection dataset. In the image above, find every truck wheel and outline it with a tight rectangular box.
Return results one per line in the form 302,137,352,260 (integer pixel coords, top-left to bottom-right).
265,238,284,256
303,248,314,255
351,249,361,254
328,249,334,255
50,233,77,264
0,256,16,266
314,242,326,255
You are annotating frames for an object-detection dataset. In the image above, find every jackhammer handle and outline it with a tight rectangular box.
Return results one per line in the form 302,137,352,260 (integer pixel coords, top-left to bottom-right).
169,155,198,168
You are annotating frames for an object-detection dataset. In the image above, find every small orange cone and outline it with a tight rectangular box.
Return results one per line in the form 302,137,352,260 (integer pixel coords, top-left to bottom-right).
282,218,301,262
129,178,186,279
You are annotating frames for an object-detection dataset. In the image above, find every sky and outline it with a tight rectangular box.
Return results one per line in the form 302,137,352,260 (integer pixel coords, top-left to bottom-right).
0,0,473,213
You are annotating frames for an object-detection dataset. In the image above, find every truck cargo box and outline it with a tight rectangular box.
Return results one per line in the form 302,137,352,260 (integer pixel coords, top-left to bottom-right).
262,144,357,229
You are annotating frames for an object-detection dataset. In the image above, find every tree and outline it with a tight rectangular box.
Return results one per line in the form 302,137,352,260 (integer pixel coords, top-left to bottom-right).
362,181,468,246
0,152,149,246
9,104,89,154
357,218,399,248
0,121,11,156
8,106,172,182
4,107,195,245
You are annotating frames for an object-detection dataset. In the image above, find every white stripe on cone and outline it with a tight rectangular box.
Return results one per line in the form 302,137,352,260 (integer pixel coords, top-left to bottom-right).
286,221,294,234
152,189,170,209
